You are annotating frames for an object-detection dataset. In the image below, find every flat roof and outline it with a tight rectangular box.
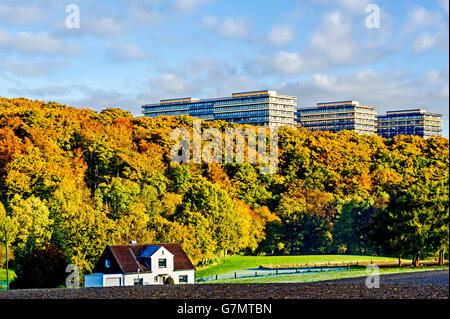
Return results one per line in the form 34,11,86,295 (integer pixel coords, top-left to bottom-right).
380,109,442,117
317,100,359,106
142,90,296,107
385,109,424,114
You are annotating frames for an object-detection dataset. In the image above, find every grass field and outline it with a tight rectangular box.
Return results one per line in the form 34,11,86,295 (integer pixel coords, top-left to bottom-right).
0,269,16,289
0,269,15,281
195,255,399,279
207,266,448,284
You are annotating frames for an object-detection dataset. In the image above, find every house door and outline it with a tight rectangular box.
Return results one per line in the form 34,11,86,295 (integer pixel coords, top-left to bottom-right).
105,277,121,287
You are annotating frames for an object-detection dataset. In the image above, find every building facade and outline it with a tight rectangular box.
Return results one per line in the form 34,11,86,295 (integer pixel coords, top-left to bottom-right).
296,101,377,135
84,243,195,287
376,109,442,139
142,90,297,127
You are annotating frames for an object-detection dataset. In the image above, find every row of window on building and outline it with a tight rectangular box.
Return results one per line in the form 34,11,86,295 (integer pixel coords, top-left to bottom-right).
141,91,443,139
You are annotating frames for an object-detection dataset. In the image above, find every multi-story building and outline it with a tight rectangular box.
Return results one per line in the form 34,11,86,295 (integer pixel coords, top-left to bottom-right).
376,109,442,139
296,100,377,134
141,90,297,127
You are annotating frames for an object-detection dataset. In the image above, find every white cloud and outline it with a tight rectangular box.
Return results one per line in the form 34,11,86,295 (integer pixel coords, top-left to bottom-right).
128,3,164,25
336,0,372,13
268,25,295,46
107,41,148,61
413,32,438,53
307,12,355,65
219,17,249,39
10,86,72,98
313,73,337,88
402,5,449,54
87,17,126,36
249,50,304,77
55,15,126,38
3,60,59,77
279,68,449,122
0,4,48,26
277,68,449,136
308,0,372,14
437,0,449,15
202,15,249,40
404,5,443,33
141,56,259,104
201,14,218,28
158,73,191,94
0,29,78,55
270,51,304,75
63,85,141,113
173,0,211,14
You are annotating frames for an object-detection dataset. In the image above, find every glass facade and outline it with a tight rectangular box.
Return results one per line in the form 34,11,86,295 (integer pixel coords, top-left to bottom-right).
295,101,377,135
376,109,442,139
142,90,297,127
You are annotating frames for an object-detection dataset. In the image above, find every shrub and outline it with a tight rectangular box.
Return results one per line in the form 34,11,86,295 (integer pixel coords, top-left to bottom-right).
10,242,68,289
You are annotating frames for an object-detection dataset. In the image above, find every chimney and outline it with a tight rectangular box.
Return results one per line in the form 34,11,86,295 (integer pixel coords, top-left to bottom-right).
130,240,137,245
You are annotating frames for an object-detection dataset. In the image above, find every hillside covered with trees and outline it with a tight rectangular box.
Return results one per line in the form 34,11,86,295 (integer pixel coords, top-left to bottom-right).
0,97,448,277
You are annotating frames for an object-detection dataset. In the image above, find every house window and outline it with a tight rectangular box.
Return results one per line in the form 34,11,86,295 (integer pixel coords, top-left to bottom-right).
105,259,110,268
154,277,158,283
134,278,143,286
179,275,188,283
158,258,167,268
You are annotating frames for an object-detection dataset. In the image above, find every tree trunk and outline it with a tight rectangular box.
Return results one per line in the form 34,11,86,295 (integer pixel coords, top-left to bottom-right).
438,250,444,266
5,234,9,290
412,254,420,267
398,256,402,267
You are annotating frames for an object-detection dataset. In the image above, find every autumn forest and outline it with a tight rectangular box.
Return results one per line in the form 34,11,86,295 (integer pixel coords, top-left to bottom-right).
0,97,448,277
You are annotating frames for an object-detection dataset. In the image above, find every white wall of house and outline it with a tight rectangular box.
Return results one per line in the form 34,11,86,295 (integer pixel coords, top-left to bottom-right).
121,270,195,285
123,273,154,286
148,246,174,274
103,274,124,287
85,270,195,287
173,270,195,284
84,246,195,287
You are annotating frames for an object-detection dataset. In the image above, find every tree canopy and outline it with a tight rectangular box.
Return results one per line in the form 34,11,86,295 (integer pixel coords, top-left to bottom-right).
0,97,448,275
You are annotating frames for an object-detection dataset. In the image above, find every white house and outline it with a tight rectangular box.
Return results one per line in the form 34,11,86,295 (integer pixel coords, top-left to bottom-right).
85,242,195,287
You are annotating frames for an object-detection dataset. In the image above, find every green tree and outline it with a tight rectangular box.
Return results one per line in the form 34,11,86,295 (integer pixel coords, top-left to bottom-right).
167,163,191,193
333,196,381,255
0,202,18,289
9,195,53,249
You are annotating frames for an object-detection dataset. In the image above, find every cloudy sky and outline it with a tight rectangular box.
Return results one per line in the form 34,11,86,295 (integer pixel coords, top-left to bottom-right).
0,0,448,136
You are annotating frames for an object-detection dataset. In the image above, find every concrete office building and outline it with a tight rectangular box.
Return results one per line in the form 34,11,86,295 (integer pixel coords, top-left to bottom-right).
142,90,297,127
376,109,442,139
295,100,377,135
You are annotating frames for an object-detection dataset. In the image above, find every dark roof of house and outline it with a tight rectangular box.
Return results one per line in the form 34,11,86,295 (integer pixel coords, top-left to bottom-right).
107,243,194,273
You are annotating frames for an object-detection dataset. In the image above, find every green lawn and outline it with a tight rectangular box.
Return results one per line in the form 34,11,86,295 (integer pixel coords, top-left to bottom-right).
205,266,448,284
195,255,399,279
0,268,16,289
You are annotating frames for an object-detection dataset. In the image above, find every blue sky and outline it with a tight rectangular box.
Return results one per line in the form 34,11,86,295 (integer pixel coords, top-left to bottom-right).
0,0,448,136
